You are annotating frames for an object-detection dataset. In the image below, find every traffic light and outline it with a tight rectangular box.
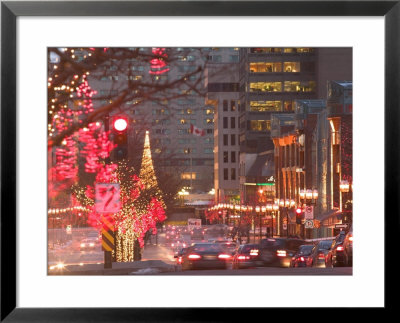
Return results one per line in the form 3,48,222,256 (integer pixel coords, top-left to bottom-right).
112,116,128,160
295,207,303,224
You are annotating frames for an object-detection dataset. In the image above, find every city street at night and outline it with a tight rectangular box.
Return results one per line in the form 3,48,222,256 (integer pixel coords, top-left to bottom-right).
49,225,352,276
47,47,353,276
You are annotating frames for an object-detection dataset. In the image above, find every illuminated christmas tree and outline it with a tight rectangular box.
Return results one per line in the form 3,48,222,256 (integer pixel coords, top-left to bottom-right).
139,131,166,209
73,160,166,262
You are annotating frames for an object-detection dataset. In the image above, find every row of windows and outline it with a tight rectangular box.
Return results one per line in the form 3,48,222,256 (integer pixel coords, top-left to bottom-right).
223,151,236,163
152,138,213,145
250,62,301,73
249,120,271,132
249,100,295,112
223,168,237,181
223,116,237,129
249,48,314,54
223,134,237,146
135,118,214,126
249,81,316,93
179,118,214,125
153,148,214,155
223,100,237,112
162,159,214,166
207,55,239,63
208,83,240,92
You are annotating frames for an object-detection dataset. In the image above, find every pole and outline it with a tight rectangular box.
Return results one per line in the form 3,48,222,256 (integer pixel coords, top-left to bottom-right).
103,114,114,268
286,207,289,238
189,148,193,191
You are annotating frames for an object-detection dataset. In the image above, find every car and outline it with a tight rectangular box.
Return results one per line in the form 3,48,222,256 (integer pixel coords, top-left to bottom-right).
258,238,307,267
325,231,348,267
290,245,315,267
87,231,101,241
215,241,237,256
170,240,187,250
342,228,353,266
309,239,334,268
190,228,205,240
180,243,231,270
80,238,98,251
232,244,260,269
166,230,181,242
174,247,188,265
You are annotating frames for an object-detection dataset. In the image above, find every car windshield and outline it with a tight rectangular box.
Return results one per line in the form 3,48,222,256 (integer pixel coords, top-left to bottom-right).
191,244,223,252
337,233,346,243
298,245,314,255
220,243,236,250
318,240,333,250
260,239,285,248
241,244,259,253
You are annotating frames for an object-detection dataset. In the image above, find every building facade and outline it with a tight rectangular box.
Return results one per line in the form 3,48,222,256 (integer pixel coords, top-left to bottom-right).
238,47,352,215
271,81,352,238
205,49,241,204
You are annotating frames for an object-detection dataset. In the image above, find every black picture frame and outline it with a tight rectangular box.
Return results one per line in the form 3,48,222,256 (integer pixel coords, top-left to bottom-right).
1,1,398,321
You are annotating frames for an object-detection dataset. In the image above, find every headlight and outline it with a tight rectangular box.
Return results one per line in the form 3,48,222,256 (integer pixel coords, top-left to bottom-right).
80,243,86,247
89,243,94,247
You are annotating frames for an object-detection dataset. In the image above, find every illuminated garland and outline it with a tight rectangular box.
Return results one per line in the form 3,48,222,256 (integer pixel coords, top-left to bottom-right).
72,161,166,262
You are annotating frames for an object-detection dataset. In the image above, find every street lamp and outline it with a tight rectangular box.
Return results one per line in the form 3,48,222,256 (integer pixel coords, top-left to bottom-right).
255,206,260,243
299,188,319,239
340,180,350,212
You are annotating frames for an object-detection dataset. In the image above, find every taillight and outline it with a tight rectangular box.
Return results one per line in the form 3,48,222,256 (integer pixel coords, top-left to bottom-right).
218,254,232,259
300,257,305,262
277,250,287,257
237,255,250,260
336,246,344,251
188,254,201,260
318,253,325,259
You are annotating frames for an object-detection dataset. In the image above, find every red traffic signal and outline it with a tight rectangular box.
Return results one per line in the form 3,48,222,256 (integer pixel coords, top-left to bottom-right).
295,207,303,224
113,117,128,132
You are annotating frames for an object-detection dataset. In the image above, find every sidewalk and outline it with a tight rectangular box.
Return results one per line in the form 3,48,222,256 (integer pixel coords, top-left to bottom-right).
49,243,176,275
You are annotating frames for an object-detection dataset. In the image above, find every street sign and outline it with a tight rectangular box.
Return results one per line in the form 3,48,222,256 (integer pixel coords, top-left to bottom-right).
304,220,314,229
304,206,314,220
335,223,349,229
95,183,121,214
101,216,115,252
188,218,201,231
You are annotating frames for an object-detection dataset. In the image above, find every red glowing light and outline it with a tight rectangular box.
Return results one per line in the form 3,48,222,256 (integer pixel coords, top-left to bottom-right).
113,118,128,132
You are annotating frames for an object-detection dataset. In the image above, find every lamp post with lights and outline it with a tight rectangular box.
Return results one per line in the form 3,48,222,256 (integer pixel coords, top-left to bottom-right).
339,180,352,227
299,188,319,239
275,199,296,237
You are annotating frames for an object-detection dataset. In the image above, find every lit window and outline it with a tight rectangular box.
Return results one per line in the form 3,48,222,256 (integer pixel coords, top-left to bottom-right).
250,82,282,92
283,62,300,73
181,173,196,180
250,101,282,112
250,120,271,131
284,81,315,92
249,62,282,73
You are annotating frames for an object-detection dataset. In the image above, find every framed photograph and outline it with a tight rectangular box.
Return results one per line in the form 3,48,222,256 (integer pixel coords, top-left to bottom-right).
1,0,397,321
